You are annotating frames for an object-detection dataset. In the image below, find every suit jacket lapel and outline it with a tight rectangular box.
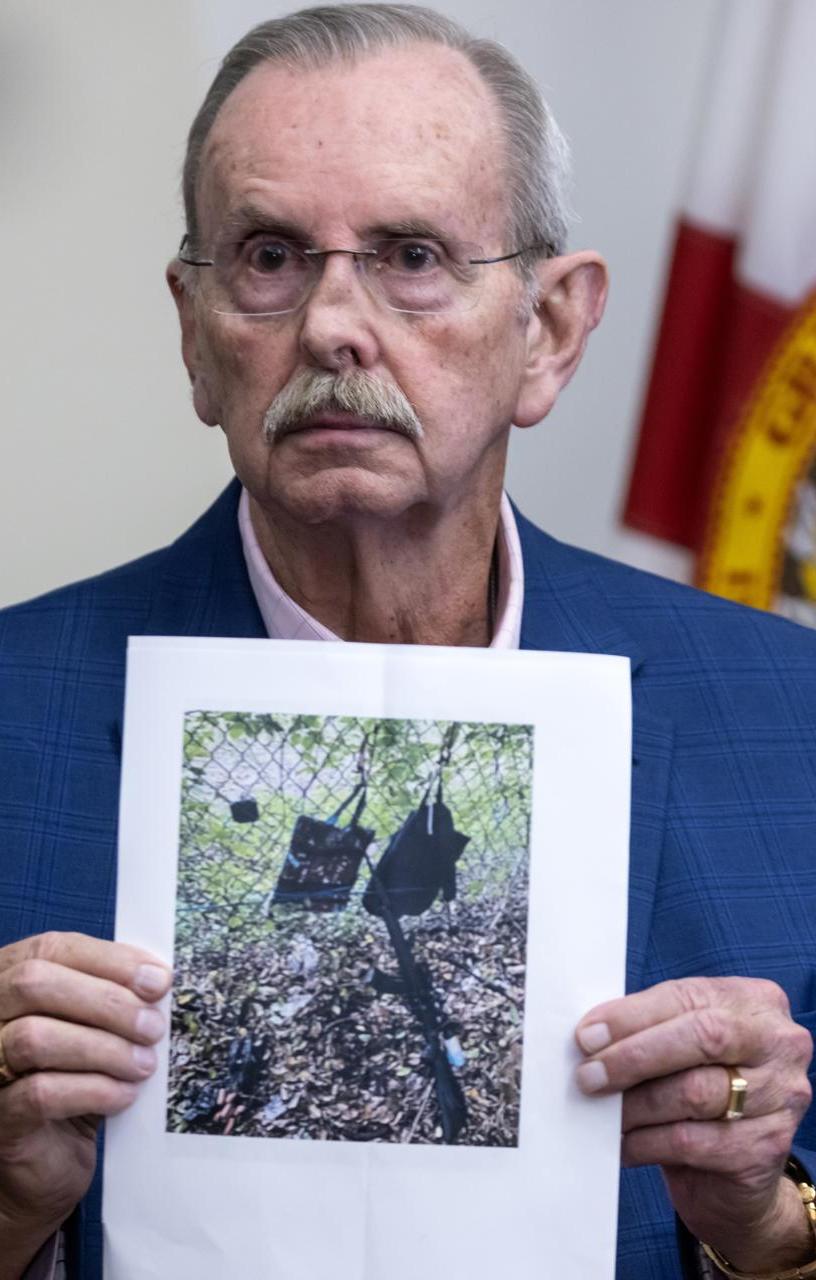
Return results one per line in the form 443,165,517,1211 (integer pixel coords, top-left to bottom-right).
143,478,266,640
517,510,673,992
108,480,265,763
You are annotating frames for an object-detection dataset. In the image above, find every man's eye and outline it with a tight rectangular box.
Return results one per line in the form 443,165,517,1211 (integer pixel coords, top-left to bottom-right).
246,240,295,273
387,241,441,272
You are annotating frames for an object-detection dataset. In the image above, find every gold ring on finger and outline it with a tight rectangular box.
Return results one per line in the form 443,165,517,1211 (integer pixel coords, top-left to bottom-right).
721,1065,748,1120
0,1022,18,1088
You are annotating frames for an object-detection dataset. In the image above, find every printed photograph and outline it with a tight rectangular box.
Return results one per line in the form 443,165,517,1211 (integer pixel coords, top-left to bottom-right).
168,711,534,1147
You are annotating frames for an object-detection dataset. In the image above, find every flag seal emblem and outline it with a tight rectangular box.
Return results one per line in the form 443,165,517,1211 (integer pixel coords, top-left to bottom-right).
698,293,816,621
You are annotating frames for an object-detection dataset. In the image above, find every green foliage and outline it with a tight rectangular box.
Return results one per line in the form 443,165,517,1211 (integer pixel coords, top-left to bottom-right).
176,711,533,959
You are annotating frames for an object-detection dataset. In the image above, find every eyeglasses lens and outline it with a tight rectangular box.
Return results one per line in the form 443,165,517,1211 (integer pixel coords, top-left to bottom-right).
208,238,484,315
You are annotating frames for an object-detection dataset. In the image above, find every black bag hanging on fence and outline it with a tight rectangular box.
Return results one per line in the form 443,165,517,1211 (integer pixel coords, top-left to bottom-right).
363,771,469,919
272,781,374,913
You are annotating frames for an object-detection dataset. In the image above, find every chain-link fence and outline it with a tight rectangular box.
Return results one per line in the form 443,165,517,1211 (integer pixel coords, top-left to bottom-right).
169,711,533,1147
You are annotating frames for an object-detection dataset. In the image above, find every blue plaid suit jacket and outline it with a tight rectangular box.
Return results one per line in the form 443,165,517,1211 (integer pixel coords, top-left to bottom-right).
2,478,816,1279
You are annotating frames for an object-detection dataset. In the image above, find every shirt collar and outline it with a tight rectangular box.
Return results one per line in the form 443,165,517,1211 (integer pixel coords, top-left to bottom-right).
238,485,523,649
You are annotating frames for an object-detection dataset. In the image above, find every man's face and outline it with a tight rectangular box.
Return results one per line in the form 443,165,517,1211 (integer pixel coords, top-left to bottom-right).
179,45,540,526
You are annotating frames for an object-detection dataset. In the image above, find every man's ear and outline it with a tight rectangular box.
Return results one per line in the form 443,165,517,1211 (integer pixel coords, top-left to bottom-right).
166,260,221,427
513,250,608,429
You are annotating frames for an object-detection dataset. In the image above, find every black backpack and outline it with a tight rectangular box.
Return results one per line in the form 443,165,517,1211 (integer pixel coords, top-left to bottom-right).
363,781,469,919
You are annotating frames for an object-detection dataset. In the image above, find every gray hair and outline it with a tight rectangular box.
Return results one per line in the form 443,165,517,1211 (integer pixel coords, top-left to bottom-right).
182,3,571,263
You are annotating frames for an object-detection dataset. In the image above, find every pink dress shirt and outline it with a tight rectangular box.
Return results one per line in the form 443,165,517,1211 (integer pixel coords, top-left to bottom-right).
238,486,524,648
22,1231,61,1279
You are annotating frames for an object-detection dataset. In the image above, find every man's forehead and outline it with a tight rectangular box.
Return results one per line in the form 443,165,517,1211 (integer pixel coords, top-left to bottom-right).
197,44,507,240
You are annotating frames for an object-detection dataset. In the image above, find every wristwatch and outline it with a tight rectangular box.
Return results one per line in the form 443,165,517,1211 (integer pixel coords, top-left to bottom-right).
699,1159,816,1280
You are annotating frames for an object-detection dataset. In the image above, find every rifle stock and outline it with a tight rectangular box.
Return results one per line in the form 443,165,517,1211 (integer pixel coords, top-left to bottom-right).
366,862,467,1144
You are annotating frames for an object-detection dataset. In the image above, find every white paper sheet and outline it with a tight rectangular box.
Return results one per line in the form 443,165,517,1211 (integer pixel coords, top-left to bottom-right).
105,637,631,1279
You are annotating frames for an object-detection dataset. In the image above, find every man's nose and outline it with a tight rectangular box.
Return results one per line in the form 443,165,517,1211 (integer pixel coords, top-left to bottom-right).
298,252,381,371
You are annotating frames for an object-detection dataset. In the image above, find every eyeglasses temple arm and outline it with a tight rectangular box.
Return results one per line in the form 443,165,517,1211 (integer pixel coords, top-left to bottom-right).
468,242,556,265
177,234,214,267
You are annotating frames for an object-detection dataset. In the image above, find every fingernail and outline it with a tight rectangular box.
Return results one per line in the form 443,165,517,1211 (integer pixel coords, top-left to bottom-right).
576,1059,609,1093
577,1022,611,1054
134,964,170,997
135,1007,165,1041
132,1045,157,1073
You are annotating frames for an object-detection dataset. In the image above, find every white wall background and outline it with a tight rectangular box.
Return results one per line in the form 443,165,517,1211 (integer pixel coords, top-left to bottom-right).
0,0,720,609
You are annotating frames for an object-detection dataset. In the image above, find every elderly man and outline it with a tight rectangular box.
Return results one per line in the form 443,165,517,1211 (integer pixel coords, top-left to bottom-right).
1,5,815,1279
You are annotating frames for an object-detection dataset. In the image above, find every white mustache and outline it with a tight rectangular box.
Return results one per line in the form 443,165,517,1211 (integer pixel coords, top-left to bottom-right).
262,369,424,443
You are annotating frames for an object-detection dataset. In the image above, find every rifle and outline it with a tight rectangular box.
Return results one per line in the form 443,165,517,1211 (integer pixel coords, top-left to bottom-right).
365,853,467,1144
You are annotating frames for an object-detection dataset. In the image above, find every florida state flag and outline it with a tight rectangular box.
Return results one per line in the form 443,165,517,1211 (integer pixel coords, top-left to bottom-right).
623,0,816,623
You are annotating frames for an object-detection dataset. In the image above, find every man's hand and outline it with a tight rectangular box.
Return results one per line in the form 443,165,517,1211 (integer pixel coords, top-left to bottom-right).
0,932,171,1278
575,977,814,1272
